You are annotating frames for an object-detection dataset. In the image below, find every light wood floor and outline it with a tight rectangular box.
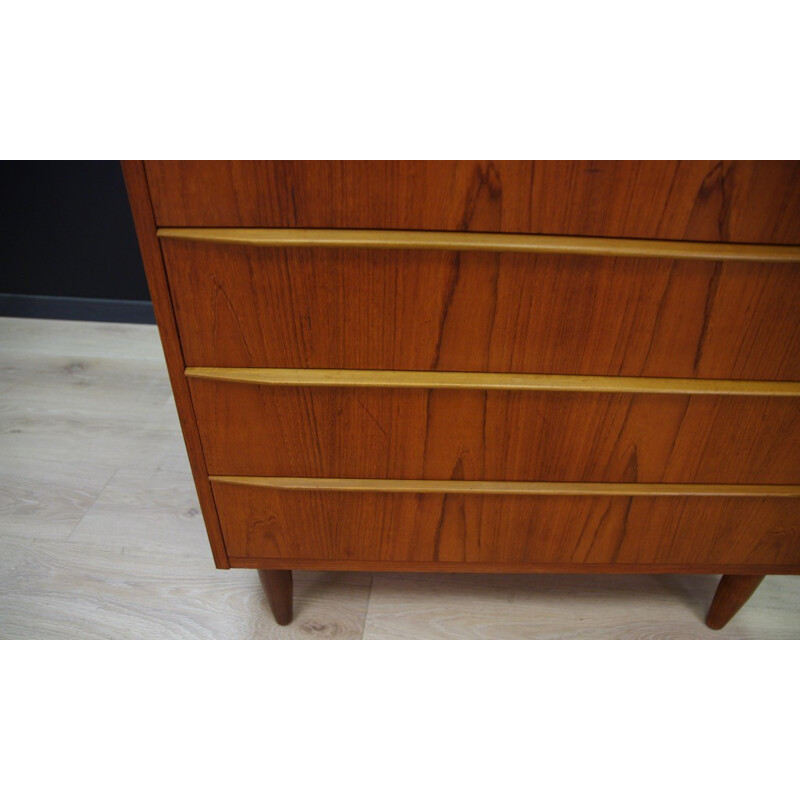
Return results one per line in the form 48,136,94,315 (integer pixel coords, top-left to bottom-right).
1,316,798,639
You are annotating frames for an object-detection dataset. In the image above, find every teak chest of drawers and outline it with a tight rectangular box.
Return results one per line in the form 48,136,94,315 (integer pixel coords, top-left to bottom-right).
123,160,800,630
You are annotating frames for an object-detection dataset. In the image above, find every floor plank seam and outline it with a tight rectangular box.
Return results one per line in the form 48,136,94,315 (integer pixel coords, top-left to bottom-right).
63,467,120,541
361,573,375,640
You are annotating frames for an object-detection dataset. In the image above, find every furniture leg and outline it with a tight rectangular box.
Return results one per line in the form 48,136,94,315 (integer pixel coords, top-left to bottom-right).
258,569,293,625
706,574,765,630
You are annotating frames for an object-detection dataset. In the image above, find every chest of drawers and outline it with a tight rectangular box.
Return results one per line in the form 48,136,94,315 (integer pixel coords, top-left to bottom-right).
123,160,800,630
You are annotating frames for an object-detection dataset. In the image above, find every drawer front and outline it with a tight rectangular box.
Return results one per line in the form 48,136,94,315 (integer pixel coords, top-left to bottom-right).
190,380,800,484
145,160,800,244
211,481,800,569
163,240,800,380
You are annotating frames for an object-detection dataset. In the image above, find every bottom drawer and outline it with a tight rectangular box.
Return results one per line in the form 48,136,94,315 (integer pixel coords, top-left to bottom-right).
211,481,800,571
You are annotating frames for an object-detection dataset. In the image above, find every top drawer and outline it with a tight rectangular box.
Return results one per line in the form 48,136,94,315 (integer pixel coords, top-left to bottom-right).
144,161,800,244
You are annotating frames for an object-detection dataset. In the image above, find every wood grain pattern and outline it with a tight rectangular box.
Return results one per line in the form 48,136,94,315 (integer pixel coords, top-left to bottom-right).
157,227,800,262
0,539,371,640
0,455,116,541
68,466,210,558
0,323,180,472
359,573,800,639
189,381,800,484
121,161,229,568
145,161,800,244
186,367,800,396
162,240,800,380
211,482,800,568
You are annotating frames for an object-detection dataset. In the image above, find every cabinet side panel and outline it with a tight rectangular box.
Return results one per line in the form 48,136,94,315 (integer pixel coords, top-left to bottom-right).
121,160,229,568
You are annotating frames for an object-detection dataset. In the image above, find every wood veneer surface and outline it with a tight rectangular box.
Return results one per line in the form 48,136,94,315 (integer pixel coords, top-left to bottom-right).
189,381,800,484
211,483,800,568
162,241,800,380
145,160,800,244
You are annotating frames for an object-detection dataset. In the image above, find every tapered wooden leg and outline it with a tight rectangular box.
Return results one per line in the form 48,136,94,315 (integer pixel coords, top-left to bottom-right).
258,569,293,625
706,575,765,630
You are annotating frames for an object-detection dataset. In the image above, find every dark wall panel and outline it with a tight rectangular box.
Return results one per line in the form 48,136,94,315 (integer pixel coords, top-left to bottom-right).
0,161,147,301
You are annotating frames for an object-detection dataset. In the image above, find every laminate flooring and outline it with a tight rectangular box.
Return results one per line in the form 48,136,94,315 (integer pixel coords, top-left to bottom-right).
1,317,798,639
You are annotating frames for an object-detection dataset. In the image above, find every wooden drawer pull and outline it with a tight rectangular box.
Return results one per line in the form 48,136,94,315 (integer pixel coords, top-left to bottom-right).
185,367,800,397
209,476,800,497
158,227,800,263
